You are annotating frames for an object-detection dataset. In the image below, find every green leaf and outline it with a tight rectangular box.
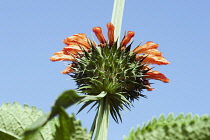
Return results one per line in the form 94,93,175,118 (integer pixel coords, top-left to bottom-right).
53,90,85,109
23,90,107,138
23,90,85,137
0,102,56,140
55,107,73,140
54,107,91,140
124,113,210,140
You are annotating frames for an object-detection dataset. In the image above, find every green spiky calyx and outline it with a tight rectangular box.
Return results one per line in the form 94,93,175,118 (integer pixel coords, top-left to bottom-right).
124,113,210,140
73,42,148,100
70,42,148,122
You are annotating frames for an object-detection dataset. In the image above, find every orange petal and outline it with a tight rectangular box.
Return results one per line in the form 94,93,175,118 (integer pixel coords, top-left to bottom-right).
63,44,88,55
121,31,135,47
142,49,162,56
63,49,84,56
133,41,158,54
64,42,90,51
145,70,170,83
107,22,115,46
62,64,74,74
92,27,106,44
50,50,76,61
141,55,170,65
63,33,91,49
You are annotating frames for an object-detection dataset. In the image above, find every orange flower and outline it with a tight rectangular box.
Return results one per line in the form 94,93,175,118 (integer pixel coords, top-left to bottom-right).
50,22,169,91
133,40,170,91
107,23,115,46
134,41,169,65
141,65,169,91
50,50,76,61
50,33,92,62
92,27,106,46
143,65,169,83
121,31,135,48
50,23,170,125
145,70,170,83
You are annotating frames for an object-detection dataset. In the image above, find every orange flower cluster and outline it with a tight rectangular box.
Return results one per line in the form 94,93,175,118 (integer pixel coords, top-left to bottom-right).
133,41,170,90
50,23,169,91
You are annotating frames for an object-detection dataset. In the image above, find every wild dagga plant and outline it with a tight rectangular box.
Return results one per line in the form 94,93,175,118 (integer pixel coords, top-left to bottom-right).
49,0,169,138
1,0,209,140
50,22,169,139
2,0,170,139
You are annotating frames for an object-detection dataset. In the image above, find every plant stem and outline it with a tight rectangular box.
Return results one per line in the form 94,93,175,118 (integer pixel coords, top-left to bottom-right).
92,1,126,139
94,97,110,140
111,0,125,41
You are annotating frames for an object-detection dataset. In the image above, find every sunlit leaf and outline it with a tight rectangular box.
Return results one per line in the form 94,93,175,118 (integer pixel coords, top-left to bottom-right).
124,113,210,140
24,90,84,137
54,107,91,140
0,102,56,140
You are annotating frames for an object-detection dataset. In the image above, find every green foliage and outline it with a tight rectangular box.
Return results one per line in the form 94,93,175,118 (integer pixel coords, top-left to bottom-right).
23,89,105,139
124,113,210,140
0,102,91,140
0,102,56,140
54,107,91,140
23,90,85,136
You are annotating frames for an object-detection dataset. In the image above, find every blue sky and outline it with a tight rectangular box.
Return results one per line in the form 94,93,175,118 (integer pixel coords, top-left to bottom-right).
1,0,210,139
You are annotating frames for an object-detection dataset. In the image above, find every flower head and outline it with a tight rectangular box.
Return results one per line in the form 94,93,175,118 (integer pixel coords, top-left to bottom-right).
50,23,169,122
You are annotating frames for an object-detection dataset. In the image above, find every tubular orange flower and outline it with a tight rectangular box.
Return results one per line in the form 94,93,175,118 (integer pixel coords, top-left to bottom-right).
50,22,170,122
143,65,170,83
107,23,115,46
92,27,106,45
50,33,93,62
63,33,91,49
145,70,170,83
136,55,169,65
121,31,135,48
50,50,76,61
50,22,169,89
134,41,169,65
133,41,158,54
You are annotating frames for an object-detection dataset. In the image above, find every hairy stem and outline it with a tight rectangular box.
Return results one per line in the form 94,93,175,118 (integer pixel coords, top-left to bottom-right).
94,97,110,140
